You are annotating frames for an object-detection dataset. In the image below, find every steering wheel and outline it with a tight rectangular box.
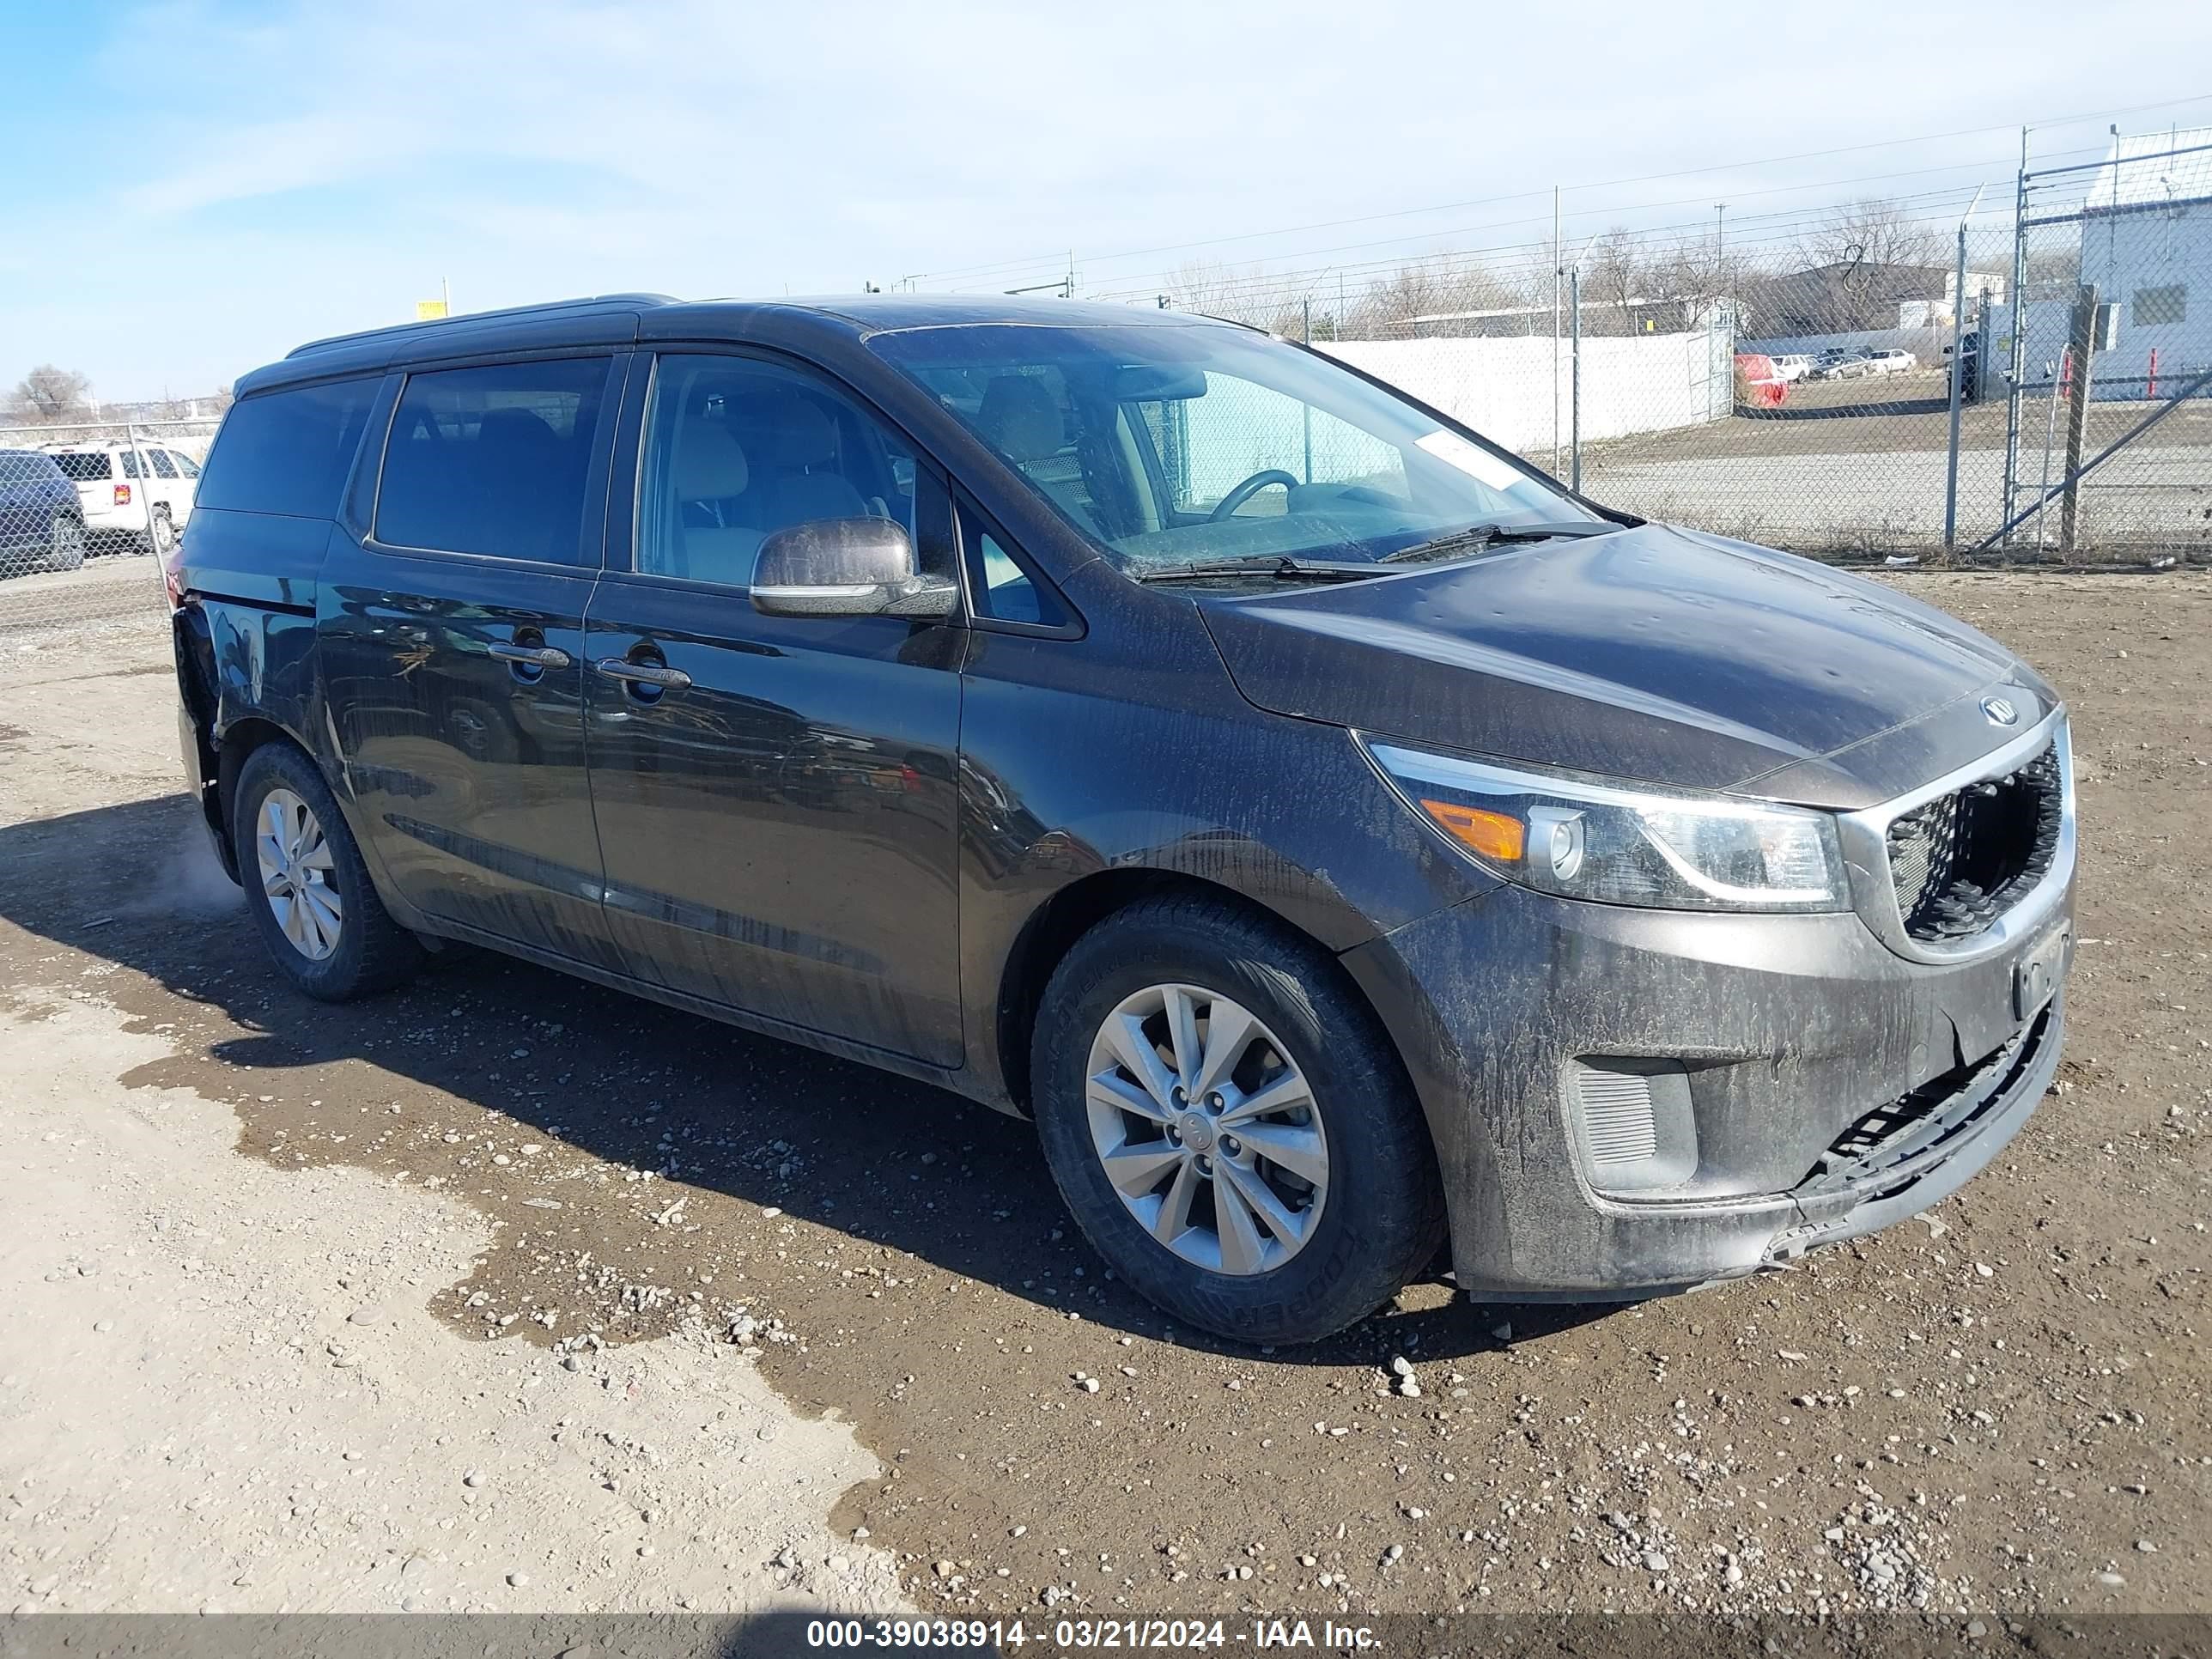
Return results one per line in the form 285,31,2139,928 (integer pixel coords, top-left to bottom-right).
1207,469,1300,522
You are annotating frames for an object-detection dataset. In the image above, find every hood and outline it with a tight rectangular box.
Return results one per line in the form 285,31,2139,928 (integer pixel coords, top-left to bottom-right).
1198,523,2051,811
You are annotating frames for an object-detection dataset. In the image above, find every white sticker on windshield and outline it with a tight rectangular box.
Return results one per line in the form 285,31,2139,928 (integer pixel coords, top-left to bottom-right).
1416,429,1522,489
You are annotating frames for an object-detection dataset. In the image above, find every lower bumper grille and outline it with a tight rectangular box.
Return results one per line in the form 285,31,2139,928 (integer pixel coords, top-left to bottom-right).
1886,741,2063,944
1796,1002,2055,1198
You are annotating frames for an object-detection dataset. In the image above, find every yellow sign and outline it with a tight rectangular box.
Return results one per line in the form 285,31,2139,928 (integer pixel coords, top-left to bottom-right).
416,300,448,320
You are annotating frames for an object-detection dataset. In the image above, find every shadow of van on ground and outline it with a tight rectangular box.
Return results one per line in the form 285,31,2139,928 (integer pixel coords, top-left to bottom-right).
0,790,1614,1365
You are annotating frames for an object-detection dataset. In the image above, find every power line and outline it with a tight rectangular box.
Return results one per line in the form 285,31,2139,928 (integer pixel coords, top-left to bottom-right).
902,88,2212,288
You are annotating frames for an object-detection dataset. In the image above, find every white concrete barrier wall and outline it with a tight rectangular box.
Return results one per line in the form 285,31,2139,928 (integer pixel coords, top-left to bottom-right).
1170,329,1733,500
1322,331,1729,454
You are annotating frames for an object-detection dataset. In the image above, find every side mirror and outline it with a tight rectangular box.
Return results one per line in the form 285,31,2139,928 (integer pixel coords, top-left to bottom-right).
750,517,958,620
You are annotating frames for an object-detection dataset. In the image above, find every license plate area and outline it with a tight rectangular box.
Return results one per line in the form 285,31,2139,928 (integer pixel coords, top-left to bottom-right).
2013,924,2070,1021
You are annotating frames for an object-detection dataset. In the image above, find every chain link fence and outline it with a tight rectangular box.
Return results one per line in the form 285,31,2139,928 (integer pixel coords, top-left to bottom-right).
1988,137,2212,558
1080,136,2209,568
0,416,221,635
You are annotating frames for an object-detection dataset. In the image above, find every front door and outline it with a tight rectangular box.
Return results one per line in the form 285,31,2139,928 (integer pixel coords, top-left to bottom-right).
582,349,965,1066
319,354,625,967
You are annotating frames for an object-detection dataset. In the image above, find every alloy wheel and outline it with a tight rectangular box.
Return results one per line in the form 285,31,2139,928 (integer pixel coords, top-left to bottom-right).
255,787,343,961
1083,982,1328,1276
50,515,86,571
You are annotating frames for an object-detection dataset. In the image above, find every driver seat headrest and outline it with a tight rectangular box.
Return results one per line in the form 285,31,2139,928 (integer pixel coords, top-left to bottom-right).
977,375,1065,464
672,422,750,499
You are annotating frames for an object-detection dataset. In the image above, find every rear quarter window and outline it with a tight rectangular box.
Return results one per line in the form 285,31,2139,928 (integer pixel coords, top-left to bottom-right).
196,377,381,519
49,453,112,483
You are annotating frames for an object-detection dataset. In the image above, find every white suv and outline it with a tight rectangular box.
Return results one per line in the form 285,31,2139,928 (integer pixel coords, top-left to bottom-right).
43,441,199,554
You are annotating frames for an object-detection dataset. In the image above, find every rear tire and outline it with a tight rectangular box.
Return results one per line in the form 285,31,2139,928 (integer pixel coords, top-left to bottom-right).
49,513,86,572
147,507,176,557
1030,894,1446,1345
233,742,423,1001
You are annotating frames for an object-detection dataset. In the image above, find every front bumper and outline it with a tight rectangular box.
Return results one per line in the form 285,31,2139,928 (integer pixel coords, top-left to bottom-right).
1340,871,2073,1300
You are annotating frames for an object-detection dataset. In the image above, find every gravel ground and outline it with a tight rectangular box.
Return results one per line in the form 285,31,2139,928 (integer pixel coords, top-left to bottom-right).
0,572,2207,1630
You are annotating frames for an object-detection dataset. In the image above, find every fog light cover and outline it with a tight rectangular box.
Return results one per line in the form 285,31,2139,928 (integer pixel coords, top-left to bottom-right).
1570,1059,1698,1194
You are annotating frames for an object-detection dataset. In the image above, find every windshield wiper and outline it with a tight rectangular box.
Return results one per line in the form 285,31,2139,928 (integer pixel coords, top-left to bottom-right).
1132,555,1387,585
1376,520,1621,565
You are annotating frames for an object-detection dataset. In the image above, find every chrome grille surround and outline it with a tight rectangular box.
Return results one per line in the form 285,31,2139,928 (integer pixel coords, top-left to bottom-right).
1834,706,2075,965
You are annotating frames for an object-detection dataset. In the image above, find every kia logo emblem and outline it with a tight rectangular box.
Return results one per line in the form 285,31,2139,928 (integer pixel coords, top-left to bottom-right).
1981,696,2020,726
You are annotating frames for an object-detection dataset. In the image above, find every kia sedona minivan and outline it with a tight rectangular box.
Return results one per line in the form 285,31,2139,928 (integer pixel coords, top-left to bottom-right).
170,294,2075,1344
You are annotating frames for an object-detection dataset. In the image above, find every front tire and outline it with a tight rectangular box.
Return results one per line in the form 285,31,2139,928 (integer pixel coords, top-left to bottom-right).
1031,894,1446,1345
49,513,86,572
233,742,423,1001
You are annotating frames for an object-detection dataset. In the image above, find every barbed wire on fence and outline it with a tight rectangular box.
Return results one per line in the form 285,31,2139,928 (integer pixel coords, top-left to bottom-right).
6,131,2207,640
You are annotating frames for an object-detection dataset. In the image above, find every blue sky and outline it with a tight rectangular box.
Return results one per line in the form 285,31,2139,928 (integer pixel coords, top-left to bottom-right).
3,0,2209,401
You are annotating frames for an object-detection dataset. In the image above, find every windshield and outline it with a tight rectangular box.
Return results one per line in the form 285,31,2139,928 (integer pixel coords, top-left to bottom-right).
868,321,1599,572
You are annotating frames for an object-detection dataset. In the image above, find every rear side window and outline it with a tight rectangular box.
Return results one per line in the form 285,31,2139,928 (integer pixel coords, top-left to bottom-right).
375,357,612,564
49,453,112,483
149,449,178,478
197,378,381,518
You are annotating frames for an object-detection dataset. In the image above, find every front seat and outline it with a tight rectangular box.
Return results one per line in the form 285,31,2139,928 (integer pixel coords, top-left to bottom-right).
975,376,1094,526
669,422,763,585
757,398,871,526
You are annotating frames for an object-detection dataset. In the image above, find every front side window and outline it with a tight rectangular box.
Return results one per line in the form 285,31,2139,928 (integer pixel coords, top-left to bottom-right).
171,451,202,478
871,321,1598,573
377,357,612,562
957,501,1064,627
635,354,932,588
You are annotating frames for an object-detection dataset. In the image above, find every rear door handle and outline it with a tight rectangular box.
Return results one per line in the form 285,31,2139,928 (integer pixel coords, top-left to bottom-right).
594,658,692,691
489,641,571,669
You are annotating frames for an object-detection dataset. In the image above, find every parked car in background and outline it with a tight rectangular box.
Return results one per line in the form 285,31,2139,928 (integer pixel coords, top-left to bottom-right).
171,293,2077,1345
1769,354,1814,383
1864,349,1918,375
0,449,89,579
1734,352,1790,407
1809,349,1871,380
43,441,199,554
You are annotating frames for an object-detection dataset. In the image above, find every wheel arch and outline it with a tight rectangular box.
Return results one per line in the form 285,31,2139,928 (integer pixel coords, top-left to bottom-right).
991,867,1416,1128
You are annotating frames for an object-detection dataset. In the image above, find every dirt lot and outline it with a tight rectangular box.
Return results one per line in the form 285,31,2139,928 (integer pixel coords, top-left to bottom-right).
2,573,2208,1630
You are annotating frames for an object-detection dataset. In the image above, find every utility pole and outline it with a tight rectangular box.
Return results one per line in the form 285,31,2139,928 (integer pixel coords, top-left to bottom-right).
2059,283,2101,556
2002,124,2032,545
1714,203,1727,283
1552,185,1563,475
1570,263,1583,495
1942,184,1986,550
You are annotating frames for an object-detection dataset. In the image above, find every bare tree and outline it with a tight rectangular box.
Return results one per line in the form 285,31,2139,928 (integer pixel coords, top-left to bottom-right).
1161,260,1275,327
1346,257,1532,337
1799,198,1942,273
1586,228,1644,322
13,364,92,422
1782,198,1948,331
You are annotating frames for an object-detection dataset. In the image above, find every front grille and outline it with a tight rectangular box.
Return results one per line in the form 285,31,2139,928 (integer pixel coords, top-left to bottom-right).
1885,741,2063,943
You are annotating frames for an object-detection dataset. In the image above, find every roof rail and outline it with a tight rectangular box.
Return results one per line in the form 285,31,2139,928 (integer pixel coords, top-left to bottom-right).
285,293,678,359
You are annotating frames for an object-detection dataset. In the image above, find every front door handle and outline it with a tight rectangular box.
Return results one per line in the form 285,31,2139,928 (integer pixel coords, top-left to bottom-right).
594,658,692,691
489,641,572,669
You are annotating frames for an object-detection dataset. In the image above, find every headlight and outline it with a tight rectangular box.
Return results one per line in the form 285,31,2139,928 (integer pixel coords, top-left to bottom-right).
1365,738,1848,914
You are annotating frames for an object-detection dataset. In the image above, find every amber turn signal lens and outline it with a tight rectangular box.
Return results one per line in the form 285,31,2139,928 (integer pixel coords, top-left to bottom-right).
1418,799,1525,861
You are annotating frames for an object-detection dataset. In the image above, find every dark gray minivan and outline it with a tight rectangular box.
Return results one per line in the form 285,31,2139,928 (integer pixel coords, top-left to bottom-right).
170,294,2075,1343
